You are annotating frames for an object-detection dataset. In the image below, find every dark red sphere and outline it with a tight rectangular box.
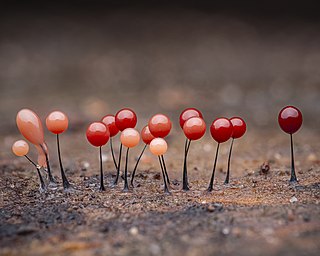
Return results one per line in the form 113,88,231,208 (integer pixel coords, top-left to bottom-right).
183,117,206,140
210,118,233,143
179,108,203,129
86,122,110,147
115,108,137,131
278,106,303,134
230,117,246,139
101,114,119,137
141,125,155,145
148,114,172,138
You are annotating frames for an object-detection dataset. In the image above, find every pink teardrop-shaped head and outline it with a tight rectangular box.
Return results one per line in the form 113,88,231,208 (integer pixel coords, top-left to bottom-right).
16,109,44,145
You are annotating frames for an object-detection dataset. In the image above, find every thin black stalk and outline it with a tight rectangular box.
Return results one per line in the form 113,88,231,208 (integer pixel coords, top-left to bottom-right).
182,138,191,191
161,155,170,185
224,138,234,184
113,143,123,185
208,143,220,192
290,134,297,182
123,147,130,192
130,144,147,187
99,146,105,191
57,134,71,189
36,167,46,191
24,155,37,168
159,156,169,193
24,155,46,191
40,144,56,184
110,138,118,170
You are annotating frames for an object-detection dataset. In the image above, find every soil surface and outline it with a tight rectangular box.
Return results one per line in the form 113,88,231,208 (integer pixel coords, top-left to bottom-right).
0,130,319,256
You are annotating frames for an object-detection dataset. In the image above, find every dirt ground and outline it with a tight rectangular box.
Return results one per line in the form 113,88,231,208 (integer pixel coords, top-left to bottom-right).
0,128,319,256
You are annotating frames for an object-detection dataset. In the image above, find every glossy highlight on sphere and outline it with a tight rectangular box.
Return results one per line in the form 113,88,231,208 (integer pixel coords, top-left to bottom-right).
179,108,203,129
16,109,44,145
278,106,303,134
230,117,246,139
149,138,168,156
210,118,233,143
148,114,172,138
120,128,140,148
46,111,69,134
183,117,206,140
115,108,137,131
101,114,119,137
86,122,110,147
12,140,29,157
141,125,155,145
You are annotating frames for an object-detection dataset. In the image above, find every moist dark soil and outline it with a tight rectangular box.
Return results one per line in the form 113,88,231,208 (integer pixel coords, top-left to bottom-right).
0,131,319,256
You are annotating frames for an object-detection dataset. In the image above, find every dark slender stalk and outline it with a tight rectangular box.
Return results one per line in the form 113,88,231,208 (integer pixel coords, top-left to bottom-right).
110,138,118,170
123,147,130,192
182,138,191,191
113,143,123,185
24,155,37,168
24,155,46,191
99,146,105,191
290,134,297,182
208,143,220,192
224,138,234,184
161,155,170,185
159,156,169,193
36,167,46,191
57,134,71,189
130,144,147,187
40,144,56,184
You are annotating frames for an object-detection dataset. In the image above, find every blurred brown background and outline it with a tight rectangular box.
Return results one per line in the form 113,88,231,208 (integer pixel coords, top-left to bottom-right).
1,0,320,134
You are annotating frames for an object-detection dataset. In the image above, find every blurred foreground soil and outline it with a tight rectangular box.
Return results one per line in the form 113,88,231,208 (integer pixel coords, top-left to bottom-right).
0,130,319,256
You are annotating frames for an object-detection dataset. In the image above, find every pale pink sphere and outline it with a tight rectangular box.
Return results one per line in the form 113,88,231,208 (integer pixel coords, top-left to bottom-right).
149,138,168,156
12,140,29,157
46,111,69,134
120,128,140,148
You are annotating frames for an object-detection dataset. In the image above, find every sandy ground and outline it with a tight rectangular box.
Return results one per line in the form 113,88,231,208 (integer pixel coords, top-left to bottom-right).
0,129,319,256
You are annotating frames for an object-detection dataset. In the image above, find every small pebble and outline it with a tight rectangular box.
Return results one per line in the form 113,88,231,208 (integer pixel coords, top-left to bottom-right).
289,196,298,203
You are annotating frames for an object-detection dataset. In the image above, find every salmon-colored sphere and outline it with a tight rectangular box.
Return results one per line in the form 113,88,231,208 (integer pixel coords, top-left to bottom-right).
120,128,140,148
86,122,110,147
141,125,155,145
148,114,172,138
115,108,137,131
179,108,203,129
46,111,69,134
149,138,168,156
12,140,29,156
16,109,44,145
183,117,206,140
101,114,119,137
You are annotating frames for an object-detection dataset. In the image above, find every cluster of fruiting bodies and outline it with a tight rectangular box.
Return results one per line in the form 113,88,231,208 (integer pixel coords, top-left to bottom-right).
12,106,302,194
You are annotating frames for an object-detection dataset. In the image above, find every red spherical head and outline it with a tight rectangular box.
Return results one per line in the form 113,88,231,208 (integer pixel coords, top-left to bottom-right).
86,122,110,147
278,106,303,134
210,118,233,143
183,117,206,140
101,114,119,137
230,117,246,139
141,125,155,145
179,108,203,129
148,114,172,138
115,108,137,131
